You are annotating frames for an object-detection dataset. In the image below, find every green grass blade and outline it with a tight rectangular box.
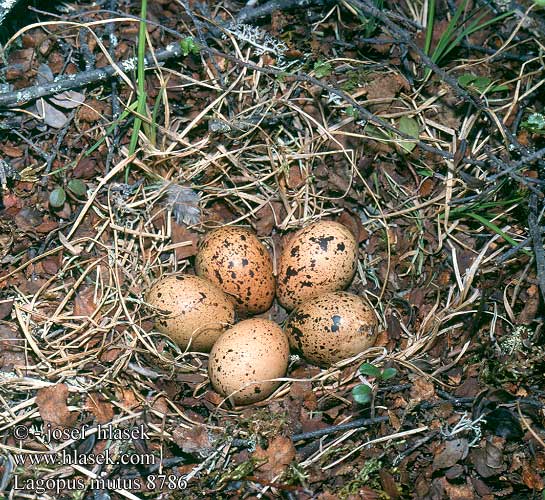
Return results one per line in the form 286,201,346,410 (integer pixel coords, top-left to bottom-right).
424,0,436,56
442,10,513,62
431,0,468,63
84,101,139,158
466,212,532,256
127,0,148,181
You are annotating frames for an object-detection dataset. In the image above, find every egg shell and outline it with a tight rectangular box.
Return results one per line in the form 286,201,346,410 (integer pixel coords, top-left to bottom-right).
277,221,358,310
208,318,289,405
284,292,378,366
146,274,235,352
195,226,275,315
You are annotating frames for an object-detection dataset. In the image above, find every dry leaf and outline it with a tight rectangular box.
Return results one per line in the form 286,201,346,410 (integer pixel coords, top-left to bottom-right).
433,439,469,470
116,387,141,409
172,425,213,454
170,222,199,259
410,376,435,403
252,435,295,482
73,286,97,318
36,384,78,429
0,323,25,370
86,393,114,424
522,462,544,490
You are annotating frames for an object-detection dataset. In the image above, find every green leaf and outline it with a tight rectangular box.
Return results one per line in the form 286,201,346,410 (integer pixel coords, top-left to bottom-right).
398,116,419,152
180,37,199,57
67,179,87,197
313,61,333,78
49,188,66,208
528,113,545,130
457,73,477,87
534,0,545,6
345,106,360,119
380,368,397,380
491,83,509,92
472,76,492,92
352,384,373,404
358,363,381,378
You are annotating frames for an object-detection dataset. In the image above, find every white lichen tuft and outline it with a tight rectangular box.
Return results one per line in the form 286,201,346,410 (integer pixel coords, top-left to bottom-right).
223,23,288,65
500,325,530,355
121,58,137,72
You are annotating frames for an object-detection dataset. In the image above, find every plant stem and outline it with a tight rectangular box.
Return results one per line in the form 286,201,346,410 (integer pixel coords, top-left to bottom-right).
127,0,148,182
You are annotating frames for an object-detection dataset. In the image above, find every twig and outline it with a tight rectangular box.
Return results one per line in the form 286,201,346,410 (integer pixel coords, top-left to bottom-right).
0,42,184,108
231,415,389,447
460,41,535,62
237,0,331,23
291,415,389,442
42,108,77,181
105,0,120,174
496,236,531,264
79,28,96,71
528,192,545,301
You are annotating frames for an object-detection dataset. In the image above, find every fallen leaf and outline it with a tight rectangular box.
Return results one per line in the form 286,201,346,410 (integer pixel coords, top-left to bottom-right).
36,384,78,429
252,435,295,482
41,257,60,275
49,91,85,109
338,211,367,243
1,145,23,158
172,425,213,454
433,439,469,470
287,165,306,189
518,284,539,324
170,222,199,259
470,439,504,478
379,469,401,499
86,393,114,424
35,219,59,234
0,323,25,370
0,300,14,320
73,286,97,318
522,462,544,490
410,376,435,402
99,348,124,363
116,387,141,409
440,477,475,500
254,202,285,236
73,157,97,178
37,99,68,129
15,207,43,232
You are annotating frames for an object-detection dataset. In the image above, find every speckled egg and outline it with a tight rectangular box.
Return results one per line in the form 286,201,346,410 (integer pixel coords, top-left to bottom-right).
195,226,275,315
146,275,235,352
277,221,358,310
208,318,289,405
284,292,378,366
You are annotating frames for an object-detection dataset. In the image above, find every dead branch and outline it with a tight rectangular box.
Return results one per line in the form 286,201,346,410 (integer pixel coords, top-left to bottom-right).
237,0,331,23
528,192,545,302
0,42,183,108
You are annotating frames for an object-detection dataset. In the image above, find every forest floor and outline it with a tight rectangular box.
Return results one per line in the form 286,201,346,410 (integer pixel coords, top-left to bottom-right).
1,0,545,498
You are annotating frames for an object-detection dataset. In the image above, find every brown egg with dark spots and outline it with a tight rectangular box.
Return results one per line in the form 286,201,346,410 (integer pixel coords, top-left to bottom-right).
146,275,235,352
277,221,358,310
284,292,378,366
208,318,290,405
195,226,275,315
